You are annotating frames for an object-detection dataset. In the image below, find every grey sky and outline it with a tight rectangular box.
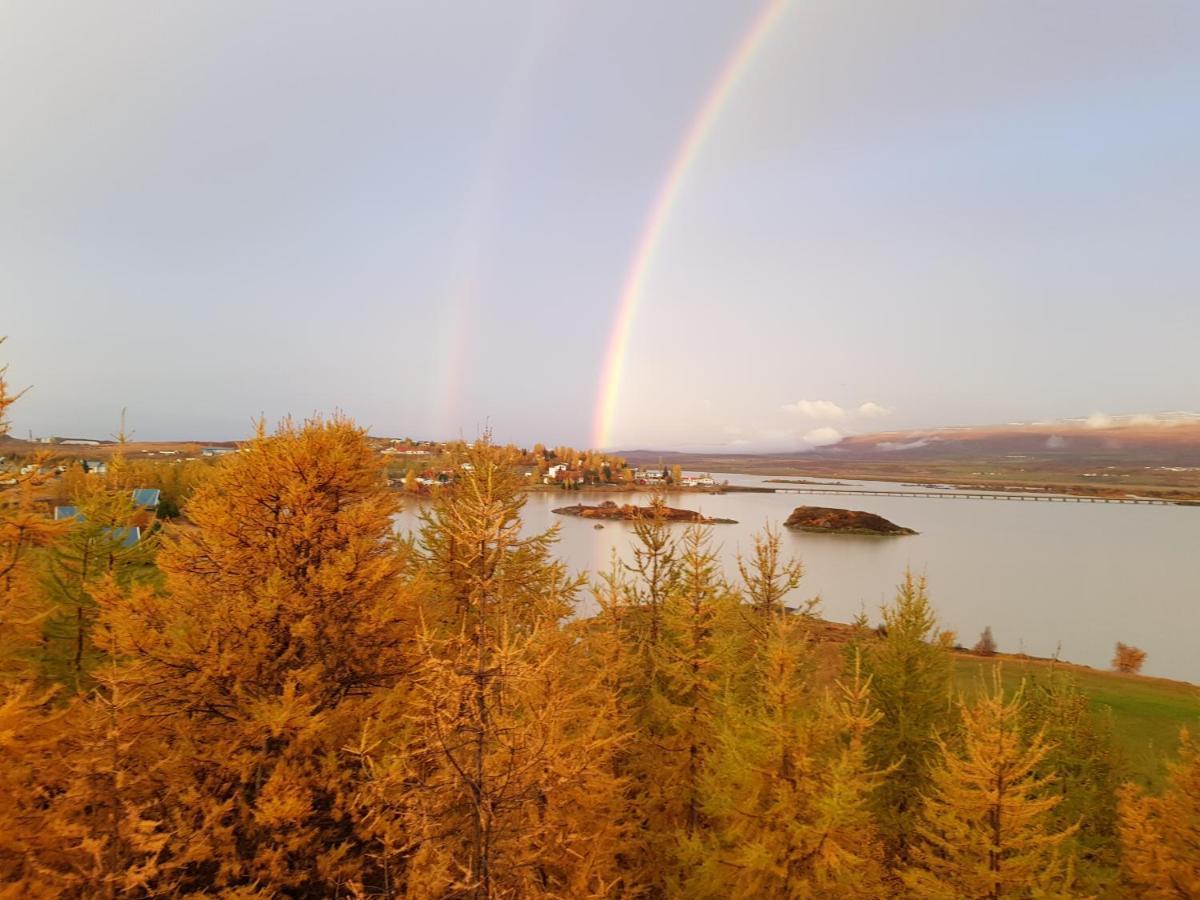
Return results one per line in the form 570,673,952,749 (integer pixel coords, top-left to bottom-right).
3,2,1197,449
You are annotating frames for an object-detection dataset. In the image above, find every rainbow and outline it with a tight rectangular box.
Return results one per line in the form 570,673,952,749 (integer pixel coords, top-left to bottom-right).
591,0,788,449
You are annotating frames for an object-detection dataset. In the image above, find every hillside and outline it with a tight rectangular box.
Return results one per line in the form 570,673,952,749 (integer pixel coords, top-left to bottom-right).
622,416,1200,499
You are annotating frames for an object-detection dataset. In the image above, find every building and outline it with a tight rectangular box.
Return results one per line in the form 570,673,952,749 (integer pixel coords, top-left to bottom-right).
131,488,161,509
201,446,235,457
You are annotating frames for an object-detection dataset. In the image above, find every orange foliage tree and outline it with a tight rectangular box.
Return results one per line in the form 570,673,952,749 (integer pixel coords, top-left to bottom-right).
354,438,629,897
1112,641,1147,674
903,672,1080,898
89,416,417,893
1118,729,1200,897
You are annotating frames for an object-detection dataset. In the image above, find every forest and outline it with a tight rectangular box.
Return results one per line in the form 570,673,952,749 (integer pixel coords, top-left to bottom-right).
0,364,1197,898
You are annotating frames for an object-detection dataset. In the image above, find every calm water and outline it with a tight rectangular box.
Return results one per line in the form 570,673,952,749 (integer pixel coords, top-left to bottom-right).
394,474,1200,682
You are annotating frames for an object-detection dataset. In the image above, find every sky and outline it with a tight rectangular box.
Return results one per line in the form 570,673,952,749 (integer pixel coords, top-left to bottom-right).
2,1,1198,451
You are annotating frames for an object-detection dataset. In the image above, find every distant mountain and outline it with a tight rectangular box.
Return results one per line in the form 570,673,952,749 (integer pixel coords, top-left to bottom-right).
621,415,1200,471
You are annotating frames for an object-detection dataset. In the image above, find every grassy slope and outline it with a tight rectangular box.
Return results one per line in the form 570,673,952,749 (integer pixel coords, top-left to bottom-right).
953,654,1200,788
807,620,1199,787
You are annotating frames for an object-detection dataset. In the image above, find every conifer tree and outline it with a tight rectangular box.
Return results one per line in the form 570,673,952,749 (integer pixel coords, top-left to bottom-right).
1019,668,1124,886
1117,729,1200,898
95,415,415,893
42,480,155,684
627,525,744,894
364,438,627,898
737,522,807,627
859,570,954,862
7,663,175,896
699,615,888,897
624,492,678,649
0,683,68,892
660,527,740,835
903,672,1080,898
0,343,63,680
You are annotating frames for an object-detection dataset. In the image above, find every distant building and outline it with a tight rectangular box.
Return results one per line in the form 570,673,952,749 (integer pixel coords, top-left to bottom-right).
105,526,141,548
81,460,108,475
131,488,161,509
201,447,234,457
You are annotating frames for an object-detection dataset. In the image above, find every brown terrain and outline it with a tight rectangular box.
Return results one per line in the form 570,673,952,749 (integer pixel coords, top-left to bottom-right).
0,437,231,460
552,500,736,524
622,416,1200,501
783,505,916,535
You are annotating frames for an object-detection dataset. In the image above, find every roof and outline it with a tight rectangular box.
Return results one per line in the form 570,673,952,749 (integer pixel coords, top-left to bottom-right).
53,505,83,521
103,526,141,548
131,488,161,508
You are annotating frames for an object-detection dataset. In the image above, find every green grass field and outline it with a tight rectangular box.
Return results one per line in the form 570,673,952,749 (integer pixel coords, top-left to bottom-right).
954,655,1200,789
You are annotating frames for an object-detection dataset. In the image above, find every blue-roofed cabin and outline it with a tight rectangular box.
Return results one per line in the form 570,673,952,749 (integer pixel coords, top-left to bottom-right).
131,488,161,509
54,505,83,521
103,526,141,548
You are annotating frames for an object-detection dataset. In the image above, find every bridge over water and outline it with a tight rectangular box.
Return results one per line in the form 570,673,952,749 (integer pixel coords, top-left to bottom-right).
729,486,1191,506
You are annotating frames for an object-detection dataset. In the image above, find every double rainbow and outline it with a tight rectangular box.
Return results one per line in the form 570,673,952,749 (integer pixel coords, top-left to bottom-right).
590,0,788,449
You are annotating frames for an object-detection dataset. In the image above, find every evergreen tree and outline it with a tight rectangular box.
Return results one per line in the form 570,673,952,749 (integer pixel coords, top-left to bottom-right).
903,672,1080,899
42,481,156,685
10,663,175,895
95,416,416,893
623,493,678,650
859,570,954,863
638,526,743,894
736,522,807,636
0,345,63,681
1019,667,1124,888
1118,728,1200,898
365,438,627,897
699,616,888,897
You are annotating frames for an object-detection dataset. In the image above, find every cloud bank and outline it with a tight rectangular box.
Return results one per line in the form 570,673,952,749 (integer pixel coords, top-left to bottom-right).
782,399,891,421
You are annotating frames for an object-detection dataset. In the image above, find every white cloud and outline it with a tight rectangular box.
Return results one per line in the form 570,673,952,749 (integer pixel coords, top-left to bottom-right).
1086,412,1113,429
782,399,846,419
856,401,891,418
1045,435,1067,449
803,426,843,447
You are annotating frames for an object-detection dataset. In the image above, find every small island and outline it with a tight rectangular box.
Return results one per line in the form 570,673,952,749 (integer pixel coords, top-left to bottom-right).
553,500,736,524
784,505,916,536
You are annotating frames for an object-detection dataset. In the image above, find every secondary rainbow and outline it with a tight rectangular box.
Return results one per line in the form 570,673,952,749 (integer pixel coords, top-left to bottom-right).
591,0,788,449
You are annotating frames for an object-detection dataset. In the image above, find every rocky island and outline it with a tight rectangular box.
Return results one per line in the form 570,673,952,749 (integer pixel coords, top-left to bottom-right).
553,500,736,524
784,505,916,536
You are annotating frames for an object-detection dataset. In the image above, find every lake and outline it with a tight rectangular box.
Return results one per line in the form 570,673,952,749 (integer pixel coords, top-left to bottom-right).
394,474,1200,682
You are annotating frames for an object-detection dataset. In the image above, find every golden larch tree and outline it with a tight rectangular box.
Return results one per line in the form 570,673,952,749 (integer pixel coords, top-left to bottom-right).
903,671,1080,899
1118,728,1200,898
95,415,416,893
698,614,889,897
361,438,628,897
860,570,955,863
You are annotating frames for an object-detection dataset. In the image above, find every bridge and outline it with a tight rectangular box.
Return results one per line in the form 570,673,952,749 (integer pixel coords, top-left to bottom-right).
737,486,1189,505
